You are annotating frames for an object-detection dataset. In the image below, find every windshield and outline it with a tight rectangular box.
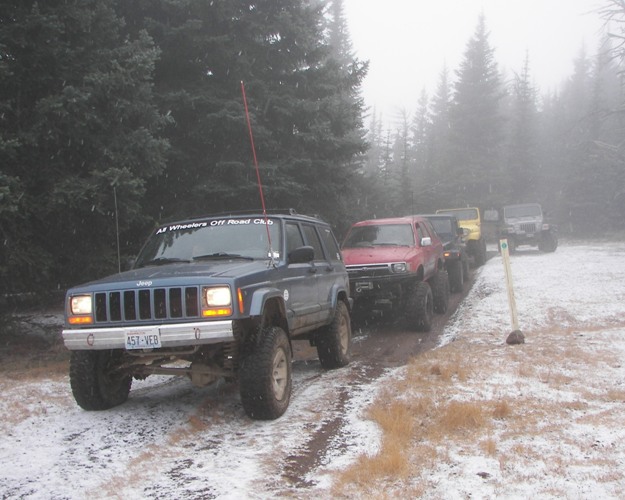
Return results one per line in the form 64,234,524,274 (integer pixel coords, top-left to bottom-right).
504,205,542,218
342,224,414,248
135,218,281,268
429,219,454,238
437,208,478,220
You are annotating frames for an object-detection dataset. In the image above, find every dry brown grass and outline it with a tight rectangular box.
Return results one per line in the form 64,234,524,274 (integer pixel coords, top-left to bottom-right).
331,323,625,496
1,359,69,381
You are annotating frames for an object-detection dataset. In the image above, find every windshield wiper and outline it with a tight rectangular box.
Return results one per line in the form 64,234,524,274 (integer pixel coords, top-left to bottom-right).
193,252,254,261
138,257,191,268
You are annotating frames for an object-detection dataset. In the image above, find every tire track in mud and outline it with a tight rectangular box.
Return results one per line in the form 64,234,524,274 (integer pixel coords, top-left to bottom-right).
277,267,478,492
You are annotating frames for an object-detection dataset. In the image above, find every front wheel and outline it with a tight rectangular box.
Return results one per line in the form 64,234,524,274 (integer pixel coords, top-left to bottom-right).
317,301,351,369
69,350,132,411
239,326,292,420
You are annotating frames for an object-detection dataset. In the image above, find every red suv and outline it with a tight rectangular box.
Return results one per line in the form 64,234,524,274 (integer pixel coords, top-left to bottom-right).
341,216,449,331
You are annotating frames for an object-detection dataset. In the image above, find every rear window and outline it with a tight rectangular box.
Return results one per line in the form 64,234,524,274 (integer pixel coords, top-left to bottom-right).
319,226,342,261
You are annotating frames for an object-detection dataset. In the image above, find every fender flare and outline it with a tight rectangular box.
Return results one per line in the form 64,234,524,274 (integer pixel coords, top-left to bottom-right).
248,287,287,319
324,282,351,311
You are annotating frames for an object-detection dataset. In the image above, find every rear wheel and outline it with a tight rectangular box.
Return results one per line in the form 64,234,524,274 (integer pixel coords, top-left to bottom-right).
405,281,433,332
316,301,351,369
447,260,464,293
239,326,292,420
431,269,450,313
69,350,132,411
539,232,558,252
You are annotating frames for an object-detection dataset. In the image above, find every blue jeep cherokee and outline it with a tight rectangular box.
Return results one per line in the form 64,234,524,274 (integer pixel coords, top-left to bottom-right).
62,212,352,420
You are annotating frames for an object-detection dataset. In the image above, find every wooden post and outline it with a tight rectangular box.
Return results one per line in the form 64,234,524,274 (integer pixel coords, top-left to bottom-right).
499,239,522,341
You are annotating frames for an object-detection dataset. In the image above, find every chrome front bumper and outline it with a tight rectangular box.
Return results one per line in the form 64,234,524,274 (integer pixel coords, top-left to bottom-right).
62,320,234,350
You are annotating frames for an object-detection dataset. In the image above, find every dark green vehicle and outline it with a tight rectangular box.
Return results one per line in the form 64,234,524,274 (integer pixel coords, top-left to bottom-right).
62,212,352,420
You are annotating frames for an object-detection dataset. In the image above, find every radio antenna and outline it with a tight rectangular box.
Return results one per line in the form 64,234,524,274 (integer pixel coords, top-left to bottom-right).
240,81,275,263
111,180,121,274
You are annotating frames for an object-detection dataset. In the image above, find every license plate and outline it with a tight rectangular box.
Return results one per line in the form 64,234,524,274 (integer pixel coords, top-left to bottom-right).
125,329,161,350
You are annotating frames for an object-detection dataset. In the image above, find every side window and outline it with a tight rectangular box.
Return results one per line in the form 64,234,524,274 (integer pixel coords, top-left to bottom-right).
301,224,325,260
285,223,305,256
415,224,425,245
318,226,342,262
421,221,435,239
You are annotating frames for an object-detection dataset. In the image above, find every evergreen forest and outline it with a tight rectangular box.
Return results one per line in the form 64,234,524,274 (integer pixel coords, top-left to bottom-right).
1,0,624,296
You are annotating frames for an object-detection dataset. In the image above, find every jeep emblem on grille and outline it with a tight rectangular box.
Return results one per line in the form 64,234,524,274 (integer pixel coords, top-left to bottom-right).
136,280,152,287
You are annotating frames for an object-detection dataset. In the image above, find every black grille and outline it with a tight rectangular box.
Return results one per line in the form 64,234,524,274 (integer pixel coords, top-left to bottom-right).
94,287,200,323
520,223,537,233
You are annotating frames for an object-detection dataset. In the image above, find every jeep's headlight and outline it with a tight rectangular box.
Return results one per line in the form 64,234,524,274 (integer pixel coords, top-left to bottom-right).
68,295,94,325
202,286,232,317
506,226,515,233
391,262,407,273
542,223,550,230
70,295,92,315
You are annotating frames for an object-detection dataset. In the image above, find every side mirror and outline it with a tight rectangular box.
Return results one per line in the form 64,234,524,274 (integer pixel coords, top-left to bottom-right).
288,245,315,264
420,237,432,247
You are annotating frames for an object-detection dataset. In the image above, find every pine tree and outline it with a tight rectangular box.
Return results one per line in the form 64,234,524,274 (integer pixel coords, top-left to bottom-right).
389,110,412,214
121,0,368,229
428,65,454,207
505,52,539,204
0,0,167,292
449,14,505,207
411,88,438,210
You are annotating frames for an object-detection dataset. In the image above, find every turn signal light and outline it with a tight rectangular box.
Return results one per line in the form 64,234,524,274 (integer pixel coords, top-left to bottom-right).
68,316,94,325
202,307,233,317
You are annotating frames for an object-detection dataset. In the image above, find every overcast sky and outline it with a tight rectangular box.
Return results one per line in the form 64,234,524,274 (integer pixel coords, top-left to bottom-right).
343,0,606,127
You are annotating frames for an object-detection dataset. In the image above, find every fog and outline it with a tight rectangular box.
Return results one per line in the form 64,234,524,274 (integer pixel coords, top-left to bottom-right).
344,0,606,124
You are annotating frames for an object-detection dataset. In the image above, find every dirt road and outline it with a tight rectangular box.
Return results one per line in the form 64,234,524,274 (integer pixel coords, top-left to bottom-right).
283,275,473,489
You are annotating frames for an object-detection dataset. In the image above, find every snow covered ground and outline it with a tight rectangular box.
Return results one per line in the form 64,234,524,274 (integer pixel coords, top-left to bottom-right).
335,240,625,498
1,240,624,498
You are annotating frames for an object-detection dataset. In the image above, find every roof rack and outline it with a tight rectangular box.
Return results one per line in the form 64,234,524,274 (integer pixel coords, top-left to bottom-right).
159,208,325,225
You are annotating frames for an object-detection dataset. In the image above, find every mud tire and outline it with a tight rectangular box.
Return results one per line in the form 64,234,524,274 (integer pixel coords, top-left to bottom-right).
239,326,292,420
539,232,558,253
448,260,464,293
431,269,450,314
69,350,132,411
405,281,433,332
316,301,351,369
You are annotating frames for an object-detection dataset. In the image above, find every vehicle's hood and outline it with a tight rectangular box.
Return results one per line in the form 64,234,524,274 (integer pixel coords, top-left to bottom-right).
69,260,270,291
342,246,415,265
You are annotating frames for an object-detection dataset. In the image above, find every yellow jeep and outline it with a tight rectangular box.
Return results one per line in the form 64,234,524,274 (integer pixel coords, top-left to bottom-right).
436,207,487,266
